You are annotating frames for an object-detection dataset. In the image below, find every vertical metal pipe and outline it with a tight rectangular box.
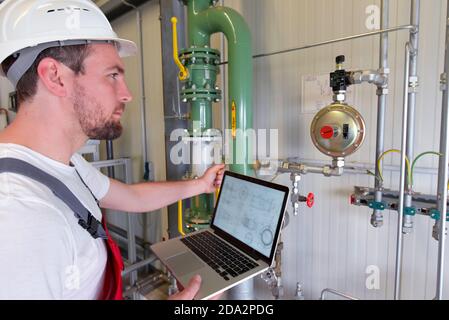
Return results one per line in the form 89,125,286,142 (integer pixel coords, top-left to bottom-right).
160,0,190,239
106,140,115,178
136,9,150,181
121,1,152,256
120,1,150,181
124,158,138,299
220,0,227,138
372,0,389,227
403,0,420,234
394,43,411,300
435,0,449,300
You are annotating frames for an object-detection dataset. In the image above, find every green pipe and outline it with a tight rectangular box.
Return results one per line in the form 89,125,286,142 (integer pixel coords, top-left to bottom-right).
190,100,213,135
185,0,254,175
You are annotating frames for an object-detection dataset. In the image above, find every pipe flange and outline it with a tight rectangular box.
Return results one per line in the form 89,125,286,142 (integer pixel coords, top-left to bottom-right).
180,48,221,66
187,64,220,73
182,0,217,6
180,89,222,103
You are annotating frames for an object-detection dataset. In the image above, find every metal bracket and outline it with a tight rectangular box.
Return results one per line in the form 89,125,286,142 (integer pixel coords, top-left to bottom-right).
430,209,449,222
404,207,416,216
441,73,447,91
408,76,419,93
378,67,390,75
369,201,386,211
260,268,278,288
376,87,389,96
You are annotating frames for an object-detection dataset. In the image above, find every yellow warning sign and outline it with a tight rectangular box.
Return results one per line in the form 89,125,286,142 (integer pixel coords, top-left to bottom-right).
232,101,236,138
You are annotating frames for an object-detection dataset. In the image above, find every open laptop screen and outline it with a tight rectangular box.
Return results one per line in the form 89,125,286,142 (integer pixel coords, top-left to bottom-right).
211,173,287,259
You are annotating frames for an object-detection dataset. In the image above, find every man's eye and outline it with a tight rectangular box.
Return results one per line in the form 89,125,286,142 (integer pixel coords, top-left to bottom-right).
110,73,119,79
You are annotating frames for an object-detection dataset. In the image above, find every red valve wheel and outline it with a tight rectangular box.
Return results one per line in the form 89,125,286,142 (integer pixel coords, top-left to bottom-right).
306,193,315,208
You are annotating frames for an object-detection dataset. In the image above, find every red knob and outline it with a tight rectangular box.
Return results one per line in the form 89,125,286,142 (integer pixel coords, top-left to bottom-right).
320,126,334,139
306,193,315,208
350,194,356,205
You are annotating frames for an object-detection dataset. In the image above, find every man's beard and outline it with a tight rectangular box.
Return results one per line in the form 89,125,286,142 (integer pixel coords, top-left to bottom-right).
73,83,124,140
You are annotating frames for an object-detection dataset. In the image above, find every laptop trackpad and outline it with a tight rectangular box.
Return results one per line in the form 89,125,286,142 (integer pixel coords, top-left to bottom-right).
166,252,206,277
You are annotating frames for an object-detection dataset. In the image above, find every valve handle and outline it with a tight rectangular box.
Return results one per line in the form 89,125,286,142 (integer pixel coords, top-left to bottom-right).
306,193,315,208
320,125,335,140
171,17,189,81
178,199,186,236
336,55,345,65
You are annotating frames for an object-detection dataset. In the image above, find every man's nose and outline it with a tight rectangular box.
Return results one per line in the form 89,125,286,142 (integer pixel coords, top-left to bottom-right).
119,81,133,103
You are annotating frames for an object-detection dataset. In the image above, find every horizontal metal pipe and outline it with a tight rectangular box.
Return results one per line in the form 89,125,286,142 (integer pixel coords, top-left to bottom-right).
288,158,441,176
349,70,388,87
219,25,416,65
278,162,345,176
101,0,152,21
122,256,158,277
107,223,153,249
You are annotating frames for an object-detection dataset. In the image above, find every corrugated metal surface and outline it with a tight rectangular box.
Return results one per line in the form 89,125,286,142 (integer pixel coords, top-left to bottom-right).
218,0,447,300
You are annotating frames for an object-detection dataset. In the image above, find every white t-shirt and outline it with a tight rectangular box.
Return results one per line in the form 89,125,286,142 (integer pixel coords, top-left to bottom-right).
0,143,110,300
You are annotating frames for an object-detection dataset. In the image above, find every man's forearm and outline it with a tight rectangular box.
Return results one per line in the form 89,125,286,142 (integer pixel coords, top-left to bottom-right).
100,178,208,213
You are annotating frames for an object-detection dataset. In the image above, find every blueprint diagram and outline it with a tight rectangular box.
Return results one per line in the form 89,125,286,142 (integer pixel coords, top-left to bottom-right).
214,176,285,257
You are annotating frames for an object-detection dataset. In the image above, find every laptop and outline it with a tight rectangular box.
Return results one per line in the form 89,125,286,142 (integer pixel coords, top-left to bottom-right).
151,171,290,300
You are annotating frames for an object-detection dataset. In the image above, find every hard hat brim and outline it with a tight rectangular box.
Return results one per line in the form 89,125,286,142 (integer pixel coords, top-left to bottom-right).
0,37,138,78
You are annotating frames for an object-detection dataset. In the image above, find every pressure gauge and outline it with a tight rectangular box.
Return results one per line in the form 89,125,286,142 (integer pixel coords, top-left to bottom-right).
310,103,366,158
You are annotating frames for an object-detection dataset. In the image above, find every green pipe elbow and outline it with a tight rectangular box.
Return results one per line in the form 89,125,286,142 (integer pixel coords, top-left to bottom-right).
186,2,254,176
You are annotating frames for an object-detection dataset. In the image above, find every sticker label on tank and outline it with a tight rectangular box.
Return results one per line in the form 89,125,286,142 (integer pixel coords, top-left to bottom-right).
232,100,237,138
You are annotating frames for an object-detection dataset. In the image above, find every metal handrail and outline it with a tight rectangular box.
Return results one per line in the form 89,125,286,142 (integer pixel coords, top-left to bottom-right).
320,288,359,301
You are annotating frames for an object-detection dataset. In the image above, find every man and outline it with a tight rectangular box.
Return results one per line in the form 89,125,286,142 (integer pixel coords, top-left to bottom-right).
0,0,224,299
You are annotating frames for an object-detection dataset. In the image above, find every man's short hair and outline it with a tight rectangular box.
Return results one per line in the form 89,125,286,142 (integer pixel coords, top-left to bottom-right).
1,44,92,105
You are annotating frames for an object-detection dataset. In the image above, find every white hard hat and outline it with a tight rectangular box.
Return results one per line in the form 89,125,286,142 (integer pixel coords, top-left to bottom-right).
0,0,137,86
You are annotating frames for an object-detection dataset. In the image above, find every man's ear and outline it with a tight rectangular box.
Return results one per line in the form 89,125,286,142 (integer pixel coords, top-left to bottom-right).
36,58,70,97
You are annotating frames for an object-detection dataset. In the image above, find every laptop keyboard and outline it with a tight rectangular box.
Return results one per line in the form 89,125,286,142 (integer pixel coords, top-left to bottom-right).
180,231,259,281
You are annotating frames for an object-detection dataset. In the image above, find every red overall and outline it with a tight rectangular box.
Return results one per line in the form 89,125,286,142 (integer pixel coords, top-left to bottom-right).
100,219,124,300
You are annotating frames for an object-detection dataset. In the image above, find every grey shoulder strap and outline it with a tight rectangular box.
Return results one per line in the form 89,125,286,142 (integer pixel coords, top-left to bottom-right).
0,158,107,240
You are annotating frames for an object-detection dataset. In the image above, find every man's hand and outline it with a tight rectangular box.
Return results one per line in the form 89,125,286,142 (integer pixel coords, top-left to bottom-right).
200,164,225,194
168,275,202,300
